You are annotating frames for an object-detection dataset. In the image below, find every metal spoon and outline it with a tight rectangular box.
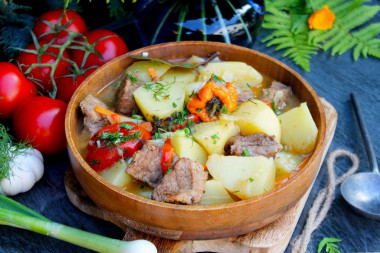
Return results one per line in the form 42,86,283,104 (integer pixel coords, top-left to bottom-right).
341,93,380,220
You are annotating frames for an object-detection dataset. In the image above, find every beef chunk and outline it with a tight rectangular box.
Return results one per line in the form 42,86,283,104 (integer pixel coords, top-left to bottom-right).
152,158,208,205
225,133,282,158
126,141,178,188
115,78,143,116
80,95,109,136
238,91,255,106
260,81,291,109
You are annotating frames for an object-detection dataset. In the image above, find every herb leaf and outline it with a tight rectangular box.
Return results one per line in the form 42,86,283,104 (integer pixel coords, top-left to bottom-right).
211,74,225,84
318,237,341,253
144,81,172,101
0,124,30,181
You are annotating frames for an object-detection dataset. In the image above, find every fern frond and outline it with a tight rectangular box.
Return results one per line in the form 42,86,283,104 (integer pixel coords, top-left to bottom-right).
331,0,367,16
262,0,380,70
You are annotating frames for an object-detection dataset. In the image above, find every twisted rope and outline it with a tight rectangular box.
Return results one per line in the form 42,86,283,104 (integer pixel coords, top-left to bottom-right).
291,149,359,253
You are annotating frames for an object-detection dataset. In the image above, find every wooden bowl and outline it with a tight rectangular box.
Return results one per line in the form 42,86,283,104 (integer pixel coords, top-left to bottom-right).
65,41,326,240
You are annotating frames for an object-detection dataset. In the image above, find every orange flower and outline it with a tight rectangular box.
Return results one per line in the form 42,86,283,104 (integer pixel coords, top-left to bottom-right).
308,5,336,30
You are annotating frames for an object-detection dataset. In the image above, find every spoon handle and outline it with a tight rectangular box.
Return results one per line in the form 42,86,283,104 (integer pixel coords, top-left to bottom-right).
351,93,379,174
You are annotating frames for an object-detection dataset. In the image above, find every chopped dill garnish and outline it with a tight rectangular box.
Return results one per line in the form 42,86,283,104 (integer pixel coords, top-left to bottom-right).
172,102,177,108
221,105,231,114
211,134,219,144
91,159,100,165
246,83,252,89
248,98,257,105
126,73,138,83
120,123,134,130
132,114,143,120
211,74,225,84
98,130,141,147
144,81,172,101
243,149,250,157
112,79,123,88
249,177,254,182
271,100,281,115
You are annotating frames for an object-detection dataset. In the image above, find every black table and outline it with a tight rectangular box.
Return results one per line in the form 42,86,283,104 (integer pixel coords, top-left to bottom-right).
1,12,380,253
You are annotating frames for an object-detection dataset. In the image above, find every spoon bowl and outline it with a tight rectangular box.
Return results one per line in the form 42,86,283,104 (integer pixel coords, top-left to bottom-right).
341,172,380,220
341,93,380,220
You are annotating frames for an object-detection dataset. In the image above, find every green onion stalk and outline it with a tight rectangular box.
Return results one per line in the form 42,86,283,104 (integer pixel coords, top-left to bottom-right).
0,195,157,253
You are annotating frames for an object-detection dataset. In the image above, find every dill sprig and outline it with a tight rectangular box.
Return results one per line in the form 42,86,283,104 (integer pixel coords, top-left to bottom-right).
144,81,172,101
0,124,30,181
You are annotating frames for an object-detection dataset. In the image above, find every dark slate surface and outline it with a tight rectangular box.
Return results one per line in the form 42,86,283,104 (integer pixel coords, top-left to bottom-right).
1,10,380,253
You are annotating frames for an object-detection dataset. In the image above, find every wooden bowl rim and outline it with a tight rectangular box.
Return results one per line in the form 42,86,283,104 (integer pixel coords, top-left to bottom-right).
66,41,326,211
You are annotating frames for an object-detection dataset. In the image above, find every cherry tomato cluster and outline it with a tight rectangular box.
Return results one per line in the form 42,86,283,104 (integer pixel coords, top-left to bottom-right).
0,9,128,155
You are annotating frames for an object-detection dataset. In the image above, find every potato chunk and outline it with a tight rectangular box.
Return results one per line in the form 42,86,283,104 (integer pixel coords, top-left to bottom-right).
160,68,197,86
278,103,318,154
200,180,235,205
231,99,281,142
100,160,132,188
183,81,205,101
125,60,171,83
198,62,263,85
191,120,240,155
171,134,208,165
133,82,185,121
275,151,304,176
207,154,276,199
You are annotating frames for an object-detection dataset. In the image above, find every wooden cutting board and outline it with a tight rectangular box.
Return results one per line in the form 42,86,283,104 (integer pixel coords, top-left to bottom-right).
64,98,337,253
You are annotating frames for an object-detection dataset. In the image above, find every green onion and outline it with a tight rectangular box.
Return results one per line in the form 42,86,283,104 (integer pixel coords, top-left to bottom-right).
211,134,218,144
132,115,143,120
120,123,134,130
211,74,224,84
0,195,156,253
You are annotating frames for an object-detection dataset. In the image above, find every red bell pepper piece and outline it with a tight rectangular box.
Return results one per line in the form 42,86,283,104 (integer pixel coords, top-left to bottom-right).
86,122,151,172
161,138,175,174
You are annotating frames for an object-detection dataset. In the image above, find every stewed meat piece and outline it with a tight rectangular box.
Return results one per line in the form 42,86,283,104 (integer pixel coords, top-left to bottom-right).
152,158,208,205
225,133,282,158
260,81,291,109
126,141,178,188
237,91,256,106
79,94,109,136
115,77,144,116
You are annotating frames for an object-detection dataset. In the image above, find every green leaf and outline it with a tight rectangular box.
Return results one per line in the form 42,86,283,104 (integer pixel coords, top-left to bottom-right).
318,237,341,253
0,195,49,221
263,0,380,70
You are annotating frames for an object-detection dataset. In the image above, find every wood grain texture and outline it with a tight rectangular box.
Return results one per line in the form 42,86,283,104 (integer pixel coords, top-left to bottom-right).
65,98,336,253
65,41,327,240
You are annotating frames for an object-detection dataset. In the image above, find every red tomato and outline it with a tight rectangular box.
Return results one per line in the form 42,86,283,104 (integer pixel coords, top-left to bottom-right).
161,138,175,174
13,96,67,154
70,29,128,69
0,63,37,119
86,122,151,172
56,68,95,103
170,114,201,132
33,9,87,45
17,43,71,93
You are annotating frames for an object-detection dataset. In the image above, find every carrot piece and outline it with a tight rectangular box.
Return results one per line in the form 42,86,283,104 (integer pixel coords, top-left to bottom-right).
138,122,153,132
110,113,121,123
94,105,115,116
147,67,160,82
